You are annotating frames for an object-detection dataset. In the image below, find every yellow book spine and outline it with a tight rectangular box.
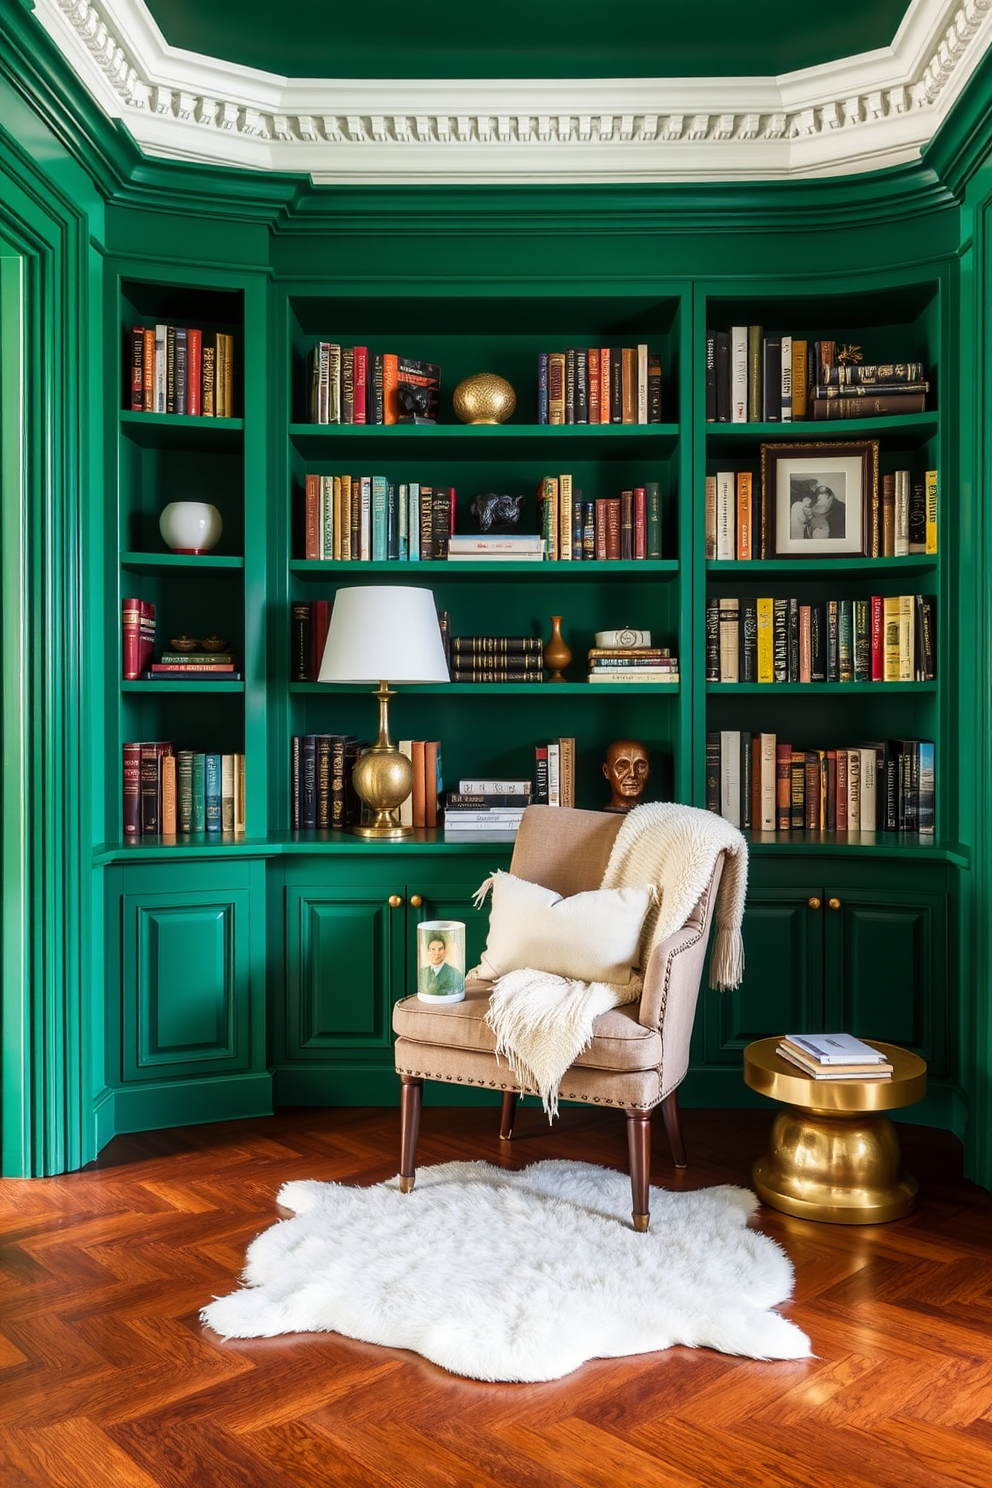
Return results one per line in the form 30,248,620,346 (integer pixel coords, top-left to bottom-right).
883,595,901,681
925,468,938,553
736,471,752,560
899,594,914,680
756,597,775,682
559,472,573,561
791,338,807,419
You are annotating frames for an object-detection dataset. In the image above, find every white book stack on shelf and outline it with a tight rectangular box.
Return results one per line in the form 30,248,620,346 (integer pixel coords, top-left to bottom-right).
776,1032,894,1080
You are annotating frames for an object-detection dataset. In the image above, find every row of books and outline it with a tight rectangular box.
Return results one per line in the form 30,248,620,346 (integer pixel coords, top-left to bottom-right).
537,347,663,425
128,324,236,418
705,332,928,424
449,635,543,683
706,594,936,684
123,743,246,836
538,477,663,561
705,731,935,834
777,1032,894,1081
290,733,365,830
307,345,440,425
398,741,443,829
303,475,455,561
707,468,938,561
588,645,679,684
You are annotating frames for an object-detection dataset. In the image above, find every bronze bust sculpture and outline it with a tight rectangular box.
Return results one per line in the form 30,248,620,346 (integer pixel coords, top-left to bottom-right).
602,738,650,813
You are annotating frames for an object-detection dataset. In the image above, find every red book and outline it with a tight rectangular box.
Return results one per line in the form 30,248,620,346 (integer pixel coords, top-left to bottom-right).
633,486,647,560
139,601,156,675
606,498,622,561
411,740,426,828
775,743,792,832
186,329,202,416
383,353,399,425
130,327,144,410
600,348,611,424
311,598,330,677
305,473,321,560
588,349,601,425
123,742,141,835
122,596,142,679
594,499,608,560
871,594,884,681
352,346,368,424
424,740,441,828
142,327,155,411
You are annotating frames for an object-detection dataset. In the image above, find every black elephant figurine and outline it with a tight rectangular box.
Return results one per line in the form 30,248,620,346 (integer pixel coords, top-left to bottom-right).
469,492,526,534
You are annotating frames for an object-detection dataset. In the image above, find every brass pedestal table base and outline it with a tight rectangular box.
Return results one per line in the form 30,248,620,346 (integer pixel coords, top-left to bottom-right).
743,1038,927,1224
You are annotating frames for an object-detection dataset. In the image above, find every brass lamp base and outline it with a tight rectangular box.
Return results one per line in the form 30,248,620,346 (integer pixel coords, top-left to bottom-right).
349,683,415,838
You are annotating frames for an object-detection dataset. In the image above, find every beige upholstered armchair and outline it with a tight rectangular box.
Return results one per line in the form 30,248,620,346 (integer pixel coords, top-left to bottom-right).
392,805,726,1231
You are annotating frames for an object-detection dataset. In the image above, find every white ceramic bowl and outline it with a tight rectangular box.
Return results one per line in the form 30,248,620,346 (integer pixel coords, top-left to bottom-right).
159,501,223,554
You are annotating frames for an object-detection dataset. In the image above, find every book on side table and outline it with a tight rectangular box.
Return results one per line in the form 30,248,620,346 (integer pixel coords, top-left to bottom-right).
777,1032,894,1080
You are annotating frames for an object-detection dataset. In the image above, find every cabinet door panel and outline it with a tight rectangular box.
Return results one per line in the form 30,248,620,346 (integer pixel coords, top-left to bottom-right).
122,889,250,1080
701,888,822,1063
286,888,396,1058
824,891,947,1072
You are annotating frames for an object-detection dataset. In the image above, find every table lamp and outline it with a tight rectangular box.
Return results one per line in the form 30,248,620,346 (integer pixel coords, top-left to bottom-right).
317,586,450,838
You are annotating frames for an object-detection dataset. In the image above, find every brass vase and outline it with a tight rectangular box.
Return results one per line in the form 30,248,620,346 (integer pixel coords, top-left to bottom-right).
544,616,572,682
452,373,517,425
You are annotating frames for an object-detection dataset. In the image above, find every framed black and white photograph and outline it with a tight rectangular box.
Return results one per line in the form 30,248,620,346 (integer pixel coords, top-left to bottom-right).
761,440,879,558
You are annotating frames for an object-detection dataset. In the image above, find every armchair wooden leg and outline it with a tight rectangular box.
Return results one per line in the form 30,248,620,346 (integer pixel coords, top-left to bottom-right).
660,1088,687,1169
499,1090,518,1141
625,1108,652,1232
399,1075,423,1193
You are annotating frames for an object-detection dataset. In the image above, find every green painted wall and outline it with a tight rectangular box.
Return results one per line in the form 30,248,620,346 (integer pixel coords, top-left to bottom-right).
1,5,990,1185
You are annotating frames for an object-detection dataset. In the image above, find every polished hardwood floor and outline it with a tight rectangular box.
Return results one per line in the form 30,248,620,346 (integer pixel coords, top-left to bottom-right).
1,1103,990,1488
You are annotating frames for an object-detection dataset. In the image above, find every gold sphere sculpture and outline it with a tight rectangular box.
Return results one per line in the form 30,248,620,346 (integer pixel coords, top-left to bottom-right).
452,372,517,425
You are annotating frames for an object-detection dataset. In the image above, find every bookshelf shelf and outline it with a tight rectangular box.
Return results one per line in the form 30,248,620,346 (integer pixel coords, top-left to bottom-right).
290,559,679,580
706,681,937,694
121,552,245,571
706,557,938,577
120,410,244,449
121,680,246,693
290,681,680,696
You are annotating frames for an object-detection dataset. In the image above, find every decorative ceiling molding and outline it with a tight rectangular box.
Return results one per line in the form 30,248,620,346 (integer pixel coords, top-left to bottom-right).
29,0,992,184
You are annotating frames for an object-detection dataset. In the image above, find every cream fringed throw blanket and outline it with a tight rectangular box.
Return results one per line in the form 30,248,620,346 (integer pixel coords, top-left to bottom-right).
484,803,748,1118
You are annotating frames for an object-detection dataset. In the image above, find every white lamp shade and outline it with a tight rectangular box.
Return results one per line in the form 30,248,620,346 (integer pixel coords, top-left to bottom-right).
317,586,450,684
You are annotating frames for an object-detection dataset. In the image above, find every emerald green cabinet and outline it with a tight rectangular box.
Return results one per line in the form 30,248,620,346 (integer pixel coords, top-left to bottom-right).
275,852,508,1102
105,859,270,1132
700,857,949,1075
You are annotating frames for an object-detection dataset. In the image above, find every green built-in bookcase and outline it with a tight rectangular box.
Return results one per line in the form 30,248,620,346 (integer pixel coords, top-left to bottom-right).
98,256,964,1140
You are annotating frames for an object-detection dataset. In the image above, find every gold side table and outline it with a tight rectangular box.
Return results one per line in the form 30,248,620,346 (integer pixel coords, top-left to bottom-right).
743,1037,927,1224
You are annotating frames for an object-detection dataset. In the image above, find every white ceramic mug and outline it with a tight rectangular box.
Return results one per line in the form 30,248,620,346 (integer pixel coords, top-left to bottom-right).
416,920,466,1003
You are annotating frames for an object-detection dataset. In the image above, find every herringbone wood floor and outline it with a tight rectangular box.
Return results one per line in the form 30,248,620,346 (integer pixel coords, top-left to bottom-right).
1,1104,990,1488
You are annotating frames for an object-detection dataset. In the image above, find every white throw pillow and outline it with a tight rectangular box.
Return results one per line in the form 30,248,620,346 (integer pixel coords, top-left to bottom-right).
473,872,654,984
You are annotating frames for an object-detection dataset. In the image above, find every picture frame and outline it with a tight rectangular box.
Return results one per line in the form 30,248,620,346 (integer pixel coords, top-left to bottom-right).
761,440,879,558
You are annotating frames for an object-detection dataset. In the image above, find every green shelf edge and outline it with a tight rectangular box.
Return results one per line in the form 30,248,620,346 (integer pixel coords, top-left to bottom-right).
704,413,939,437
706,557,939,576
121,680,246,693
121,552,245,570
290,559,678,577
289,681,681,695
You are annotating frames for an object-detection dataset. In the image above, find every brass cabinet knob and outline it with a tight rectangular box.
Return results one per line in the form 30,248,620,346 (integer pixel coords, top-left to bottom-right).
388,895,403,908
409,895,423,908
828,897,842,911
808,897,822,910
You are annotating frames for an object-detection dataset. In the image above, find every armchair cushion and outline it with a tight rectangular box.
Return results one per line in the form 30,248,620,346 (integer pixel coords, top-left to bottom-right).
393,982,662,1074
472,872,654,984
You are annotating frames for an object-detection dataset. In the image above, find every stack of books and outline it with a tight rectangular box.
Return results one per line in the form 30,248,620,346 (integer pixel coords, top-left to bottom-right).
587,644,678,684
443,778,530,834
776,1032,894,1080
450,635,544,683
145,648,241,681
447,534,544,562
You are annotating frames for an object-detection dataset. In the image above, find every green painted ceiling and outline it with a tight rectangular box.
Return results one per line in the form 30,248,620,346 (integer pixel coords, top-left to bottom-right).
146,2,911,80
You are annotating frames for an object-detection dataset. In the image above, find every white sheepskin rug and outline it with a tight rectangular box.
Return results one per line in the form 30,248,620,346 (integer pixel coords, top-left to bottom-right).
202,1159,811,1382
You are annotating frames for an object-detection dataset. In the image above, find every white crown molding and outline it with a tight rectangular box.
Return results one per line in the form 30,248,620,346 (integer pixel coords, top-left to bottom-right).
28,0,992,184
